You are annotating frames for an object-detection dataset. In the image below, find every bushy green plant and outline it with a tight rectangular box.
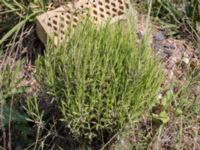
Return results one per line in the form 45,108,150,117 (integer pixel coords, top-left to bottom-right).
36,22,163,141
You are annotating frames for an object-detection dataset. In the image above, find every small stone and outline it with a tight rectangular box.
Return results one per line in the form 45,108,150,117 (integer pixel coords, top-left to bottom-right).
163,44,176,49
183,57,189,64
163,48,173,56
153,31,165,41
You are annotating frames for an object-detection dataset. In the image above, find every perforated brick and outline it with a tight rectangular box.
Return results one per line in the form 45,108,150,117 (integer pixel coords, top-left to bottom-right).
36,0,132,45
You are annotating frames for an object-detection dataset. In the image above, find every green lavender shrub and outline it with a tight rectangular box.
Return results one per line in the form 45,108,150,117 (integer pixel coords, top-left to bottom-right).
36,22,163,142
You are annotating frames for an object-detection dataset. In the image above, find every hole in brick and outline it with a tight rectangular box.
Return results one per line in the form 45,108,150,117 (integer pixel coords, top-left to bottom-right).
118,0,123,4
47,22,52,27
62,12,64,15
125,3,129,9
66,20,70,24
111,2,116,7
105,5,110,9
98,1,103,5
61,30,65,34
75,13,78,17
60,23,64,28
53,20,57,25
105,0,109,3
118,11,123,15
53,26,58,31
55,15,58,18
93,10,98,15
94,16,98,21
93,4,96,8
112,8,117,12
81,5,84,8
54,32,59,37
106,11,111,15
112,13,116,17
66,15,71,19
119,5,124,10
73,17,78,23
100,7,104,12
100,14,104,18
60,16,65,21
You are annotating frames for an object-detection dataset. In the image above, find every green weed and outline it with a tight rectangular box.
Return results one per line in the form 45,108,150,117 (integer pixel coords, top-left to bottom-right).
0,61,30,148
135,0,200,42
0,0,47,46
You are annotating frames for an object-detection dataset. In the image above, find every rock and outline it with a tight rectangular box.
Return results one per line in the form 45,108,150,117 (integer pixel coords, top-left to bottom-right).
183,57,189,64
163,44,176,49
153,31,166,41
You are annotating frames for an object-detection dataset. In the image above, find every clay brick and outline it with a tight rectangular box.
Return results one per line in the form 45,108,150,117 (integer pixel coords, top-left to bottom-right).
36,0,132,45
